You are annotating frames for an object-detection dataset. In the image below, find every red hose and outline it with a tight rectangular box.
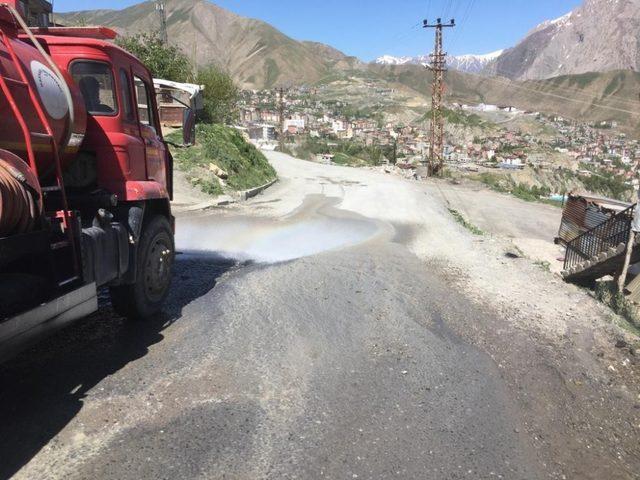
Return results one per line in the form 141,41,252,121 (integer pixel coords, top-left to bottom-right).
0,159,37,236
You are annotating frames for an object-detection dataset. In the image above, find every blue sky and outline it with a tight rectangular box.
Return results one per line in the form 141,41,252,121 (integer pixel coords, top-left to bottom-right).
55,0,584,60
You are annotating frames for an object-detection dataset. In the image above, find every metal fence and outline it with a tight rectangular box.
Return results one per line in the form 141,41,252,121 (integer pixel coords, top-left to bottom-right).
564,204,635,270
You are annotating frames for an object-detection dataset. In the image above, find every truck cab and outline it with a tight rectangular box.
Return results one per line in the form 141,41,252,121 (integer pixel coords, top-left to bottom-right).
35,30,173,209
0,5,178,361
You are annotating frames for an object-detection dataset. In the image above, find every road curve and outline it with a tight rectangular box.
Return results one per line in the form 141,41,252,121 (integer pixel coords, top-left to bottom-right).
0,152,637,479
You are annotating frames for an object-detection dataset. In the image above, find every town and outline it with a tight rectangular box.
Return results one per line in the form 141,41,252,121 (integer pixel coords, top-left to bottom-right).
238,85,640,199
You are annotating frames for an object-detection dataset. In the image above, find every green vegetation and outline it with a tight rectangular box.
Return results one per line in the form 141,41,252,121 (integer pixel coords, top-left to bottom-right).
534,260,551,272
552,71,600,89
595,281,640,333
264,59,281,89
117,35,239,125
196,66,240,125
116,33,191,82
168,125,276,195
416,108,485,128
448,209,484,236
579,171,632,201
603,72,625,97
477,172,554,204
288,136,391,167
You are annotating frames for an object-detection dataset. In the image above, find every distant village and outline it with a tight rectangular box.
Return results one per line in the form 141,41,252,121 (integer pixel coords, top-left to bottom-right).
236,86,640,185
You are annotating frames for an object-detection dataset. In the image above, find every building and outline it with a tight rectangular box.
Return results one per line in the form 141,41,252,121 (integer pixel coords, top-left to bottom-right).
248,124,276,141
17,0,52,27
153,80,204,128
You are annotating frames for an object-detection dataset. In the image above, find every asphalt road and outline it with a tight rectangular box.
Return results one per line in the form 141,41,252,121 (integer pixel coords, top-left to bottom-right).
0,153,636,479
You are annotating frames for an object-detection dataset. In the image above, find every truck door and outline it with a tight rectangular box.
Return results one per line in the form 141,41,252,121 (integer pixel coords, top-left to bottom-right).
132,75,167,185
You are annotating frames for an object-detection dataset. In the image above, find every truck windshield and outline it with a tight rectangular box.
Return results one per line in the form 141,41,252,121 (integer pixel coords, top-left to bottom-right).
71,61,117,116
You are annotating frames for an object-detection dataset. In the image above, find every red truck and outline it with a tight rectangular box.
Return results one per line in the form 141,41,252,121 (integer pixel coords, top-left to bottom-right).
0,2,186,361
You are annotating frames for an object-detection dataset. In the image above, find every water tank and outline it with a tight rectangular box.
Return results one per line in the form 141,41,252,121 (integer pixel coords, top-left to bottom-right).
0,23,87,179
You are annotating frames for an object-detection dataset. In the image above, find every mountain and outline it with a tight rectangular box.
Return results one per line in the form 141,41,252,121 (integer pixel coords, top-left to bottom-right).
486,0,640,80
448,51,504,74
59,0,640,133
370,64,640,133
374,50,503,74
59,0,361,89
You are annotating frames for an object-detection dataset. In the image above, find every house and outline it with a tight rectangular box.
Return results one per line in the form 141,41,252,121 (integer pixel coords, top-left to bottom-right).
17,0,52,27
248,124,276,141
153,80,204,128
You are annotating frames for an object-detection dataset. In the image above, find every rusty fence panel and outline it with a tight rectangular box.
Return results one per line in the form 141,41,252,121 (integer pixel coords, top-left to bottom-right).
564,205,635,270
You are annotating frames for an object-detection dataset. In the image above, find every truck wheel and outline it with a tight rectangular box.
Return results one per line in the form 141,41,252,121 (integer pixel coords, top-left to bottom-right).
110,215,174,320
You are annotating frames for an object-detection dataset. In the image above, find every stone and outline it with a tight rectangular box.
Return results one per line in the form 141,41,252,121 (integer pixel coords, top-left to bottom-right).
208,163,228,179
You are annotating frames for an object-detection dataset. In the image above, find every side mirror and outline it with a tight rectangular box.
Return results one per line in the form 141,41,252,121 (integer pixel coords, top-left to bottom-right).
182,108,196,146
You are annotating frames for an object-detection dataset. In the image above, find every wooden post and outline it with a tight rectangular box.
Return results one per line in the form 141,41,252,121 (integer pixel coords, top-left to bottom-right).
618,229,635,294
620,188,640,294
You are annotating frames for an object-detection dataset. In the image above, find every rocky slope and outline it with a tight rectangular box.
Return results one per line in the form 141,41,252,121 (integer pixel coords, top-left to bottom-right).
59,0,360,89
59,0,640,132
486,0,640,80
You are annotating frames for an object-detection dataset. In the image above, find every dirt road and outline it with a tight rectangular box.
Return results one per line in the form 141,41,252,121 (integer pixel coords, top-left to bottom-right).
1,152,638,479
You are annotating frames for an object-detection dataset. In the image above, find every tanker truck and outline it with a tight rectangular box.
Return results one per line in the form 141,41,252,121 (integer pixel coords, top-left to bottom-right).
0,2,188,361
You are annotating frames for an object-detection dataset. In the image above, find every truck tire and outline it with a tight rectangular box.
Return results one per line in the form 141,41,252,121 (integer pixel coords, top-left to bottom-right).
110,215,174,320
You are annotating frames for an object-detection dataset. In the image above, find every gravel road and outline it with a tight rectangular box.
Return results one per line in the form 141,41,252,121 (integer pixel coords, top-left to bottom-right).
1,152,638,479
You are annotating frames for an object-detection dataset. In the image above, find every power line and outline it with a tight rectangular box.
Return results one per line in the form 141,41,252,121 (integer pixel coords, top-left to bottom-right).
448,0,476,53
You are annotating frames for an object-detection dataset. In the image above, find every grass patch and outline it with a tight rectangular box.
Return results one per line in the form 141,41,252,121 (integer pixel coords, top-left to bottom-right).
476,172,562,207
448,208,484,236
594,281,640,333
288,136,388,167
168,124,276,195
534,260,551,272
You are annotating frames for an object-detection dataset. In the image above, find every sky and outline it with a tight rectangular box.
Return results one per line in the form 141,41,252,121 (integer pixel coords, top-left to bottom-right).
55,0,584,60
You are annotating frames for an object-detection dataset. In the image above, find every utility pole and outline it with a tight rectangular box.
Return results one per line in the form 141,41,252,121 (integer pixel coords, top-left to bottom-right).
155,0,168,44
423,17,454,176
278,87,286,152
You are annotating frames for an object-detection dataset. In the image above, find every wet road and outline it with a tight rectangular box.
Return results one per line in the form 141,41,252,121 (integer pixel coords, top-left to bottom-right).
0,153,635,479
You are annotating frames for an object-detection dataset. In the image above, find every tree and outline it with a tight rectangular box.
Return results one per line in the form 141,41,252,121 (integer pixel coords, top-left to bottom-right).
196,65,240,125
116,33,191,83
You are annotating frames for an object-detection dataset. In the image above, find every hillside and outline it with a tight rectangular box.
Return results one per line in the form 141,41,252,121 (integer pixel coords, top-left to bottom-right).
486,0,640,80
60,0,640,133
369,64,640,133
59,0,358,89
168,124,276,195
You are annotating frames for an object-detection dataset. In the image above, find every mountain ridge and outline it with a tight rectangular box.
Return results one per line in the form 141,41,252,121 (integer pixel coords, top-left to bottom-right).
374,50,504,74
58,0,640,133
59,0,359,89
485,0,640,80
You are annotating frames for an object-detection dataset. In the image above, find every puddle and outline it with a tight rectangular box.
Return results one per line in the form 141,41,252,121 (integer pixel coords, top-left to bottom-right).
175,195,380,263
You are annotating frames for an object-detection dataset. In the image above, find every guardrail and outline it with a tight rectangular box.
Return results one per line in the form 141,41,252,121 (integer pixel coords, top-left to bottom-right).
564,204,635,271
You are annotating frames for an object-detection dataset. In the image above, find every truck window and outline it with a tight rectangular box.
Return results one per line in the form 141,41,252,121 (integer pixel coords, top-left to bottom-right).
119,69,135,122
71,61,117,116
134,76,154,128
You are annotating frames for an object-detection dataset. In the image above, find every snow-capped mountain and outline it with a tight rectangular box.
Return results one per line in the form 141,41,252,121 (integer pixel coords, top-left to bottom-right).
373,55,419,66
487,0,640,80
447,50,504,73
374,50,503,74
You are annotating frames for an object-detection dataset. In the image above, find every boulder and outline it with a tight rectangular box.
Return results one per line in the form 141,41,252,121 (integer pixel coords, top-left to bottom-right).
209,163,228,179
